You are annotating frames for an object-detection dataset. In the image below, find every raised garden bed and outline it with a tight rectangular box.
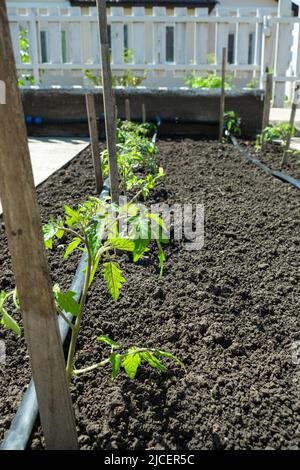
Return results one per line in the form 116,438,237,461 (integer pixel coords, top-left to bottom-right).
1,138,300,450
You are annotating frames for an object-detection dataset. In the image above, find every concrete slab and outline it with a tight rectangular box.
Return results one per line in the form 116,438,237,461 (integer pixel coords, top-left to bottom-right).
0,137,89,215
270,108,300,127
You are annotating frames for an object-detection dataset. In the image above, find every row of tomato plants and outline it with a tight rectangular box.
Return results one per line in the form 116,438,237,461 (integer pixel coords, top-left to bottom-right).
0,120,183,384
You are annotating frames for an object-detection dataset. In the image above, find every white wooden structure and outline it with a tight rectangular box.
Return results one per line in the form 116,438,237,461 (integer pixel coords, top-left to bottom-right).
6,0,300,106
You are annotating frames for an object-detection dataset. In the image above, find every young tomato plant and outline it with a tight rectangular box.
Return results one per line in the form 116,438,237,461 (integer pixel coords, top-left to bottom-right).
1,197,182,382
101,121,164,199
224,111,241,138
255,123,295,151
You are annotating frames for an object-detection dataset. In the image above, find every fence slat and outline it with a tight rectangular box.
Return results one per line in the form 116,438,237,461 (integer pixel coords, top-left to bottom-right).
48,8,62,64
215,7,229,64
175,7,187,66
132,6,145,65
111,6,124,65
153,7,166,65
274,0,293,107
195,8,208,65
69,7,82,64
0,3,78,450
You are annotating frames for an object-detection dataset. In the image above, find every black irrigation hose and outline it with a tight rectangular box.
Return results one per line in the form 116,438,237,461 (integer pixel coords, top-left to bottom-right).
1,117,160,451
1,179,110,451
231,135,300,191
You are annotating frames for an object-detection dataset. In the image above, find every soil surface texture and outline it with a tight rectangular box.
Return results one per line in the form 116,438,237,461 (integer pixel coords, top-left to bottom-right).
0,139,299,450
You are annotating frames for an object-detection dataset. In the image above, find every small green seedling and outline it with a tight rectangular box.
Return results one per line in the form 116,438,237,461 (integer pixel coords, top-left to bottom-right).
185,71,232,89
255,123,295,151
1,197,182,382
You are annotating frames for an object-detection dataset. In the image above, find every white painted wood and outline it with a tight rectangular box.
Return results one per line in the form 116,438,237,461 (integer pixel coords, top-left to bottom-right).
8,8,21,64
174,8,186,66
69,7,81,64
215,7,229,65
274,0,293,107
195,8,208,65
153,7,166,65
132,7,145,65
90,7,99,64
111,6,124,65
48,8,62,64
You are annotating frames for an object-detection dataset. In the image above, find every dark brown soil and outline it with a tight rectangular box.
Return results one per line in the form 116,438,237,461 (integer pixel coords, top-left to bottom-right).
0,139,300,450
245,141,300,180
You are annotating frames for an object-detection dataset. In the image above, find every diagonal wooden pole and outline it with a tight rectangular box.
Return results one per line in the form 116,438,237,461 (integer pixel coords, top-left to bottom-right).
281,83,299,168
96,0,119,203
86,93,103,193
0,3,78,450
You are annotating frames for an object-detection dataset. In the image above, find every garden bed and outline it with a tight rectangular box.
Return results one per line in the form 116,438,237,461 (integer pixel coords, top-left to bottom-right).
1,139,300,450
244,141,300,180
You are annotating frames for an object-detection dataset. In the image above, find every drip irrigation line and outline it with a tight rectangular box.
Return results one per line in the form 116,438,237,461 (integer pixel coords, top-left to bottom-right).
231,135,300,190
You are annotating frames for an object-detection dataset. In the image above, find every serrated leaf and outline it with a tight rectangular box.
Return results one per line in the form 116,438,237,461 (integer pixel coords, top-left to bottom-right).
141,351,167,372
64,237,81,259
122,349,141,379
103,261,126,302
155,350,184,368
97,335,120,349
107,238,135,252
110,352,122,380
1,310,21,336
56,291,80,317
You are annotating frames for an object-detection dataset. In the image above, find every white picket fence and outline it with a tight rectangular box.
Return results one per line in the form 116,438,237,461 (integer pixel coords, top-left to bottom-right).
7,2,300,107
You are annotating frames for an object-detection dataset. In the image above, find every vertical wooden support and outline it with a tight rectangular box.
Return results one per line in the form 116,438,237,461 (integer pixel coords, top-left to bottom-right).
281,84,299,167
142,103,146,124
219,47,227,142
262,69,273,131
85,93,103,194
96,0,119,203
0,3,78,450
125,98,131,121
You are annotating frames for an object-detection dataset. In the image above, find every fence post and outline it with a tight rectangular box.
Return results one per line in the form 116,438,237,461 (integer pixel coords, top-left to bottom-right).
262,69,273,130
282,83,299,167
96,0,119,203
273,0,293,108
219,47,227,141
0,3,78,450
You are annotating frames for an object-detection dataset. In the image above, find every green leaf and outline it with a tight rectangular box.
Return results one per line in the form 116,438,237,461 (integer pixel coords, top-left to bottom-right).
122,348,141,379
157,240,166,278
64,205,79,227
110,352,122,380
56,291,80,317
1,310,21,336
0,291,7,311
97,335,120,349
64,237,81,259
148,213,167,232
103,261,126,302
155,350,184,368
133,239,150,262
107,238,135,252
43,222,57,249
141,351,168,372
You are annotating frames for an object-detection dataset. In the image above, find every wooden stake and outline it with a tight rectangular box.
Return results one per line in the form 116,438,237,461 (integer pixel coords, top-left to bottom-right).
85,93,103,194
125,98,131,121
142,103,146,124
219,47,227,142
0,3,77,450
281,83,299,168
262,69,273,131
96,0,119,203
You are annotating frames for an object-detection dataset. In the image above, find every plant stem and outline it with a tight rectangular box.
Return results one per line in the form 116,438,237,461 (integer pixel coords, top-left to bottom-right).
73,358,110,375
66,236,92,381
